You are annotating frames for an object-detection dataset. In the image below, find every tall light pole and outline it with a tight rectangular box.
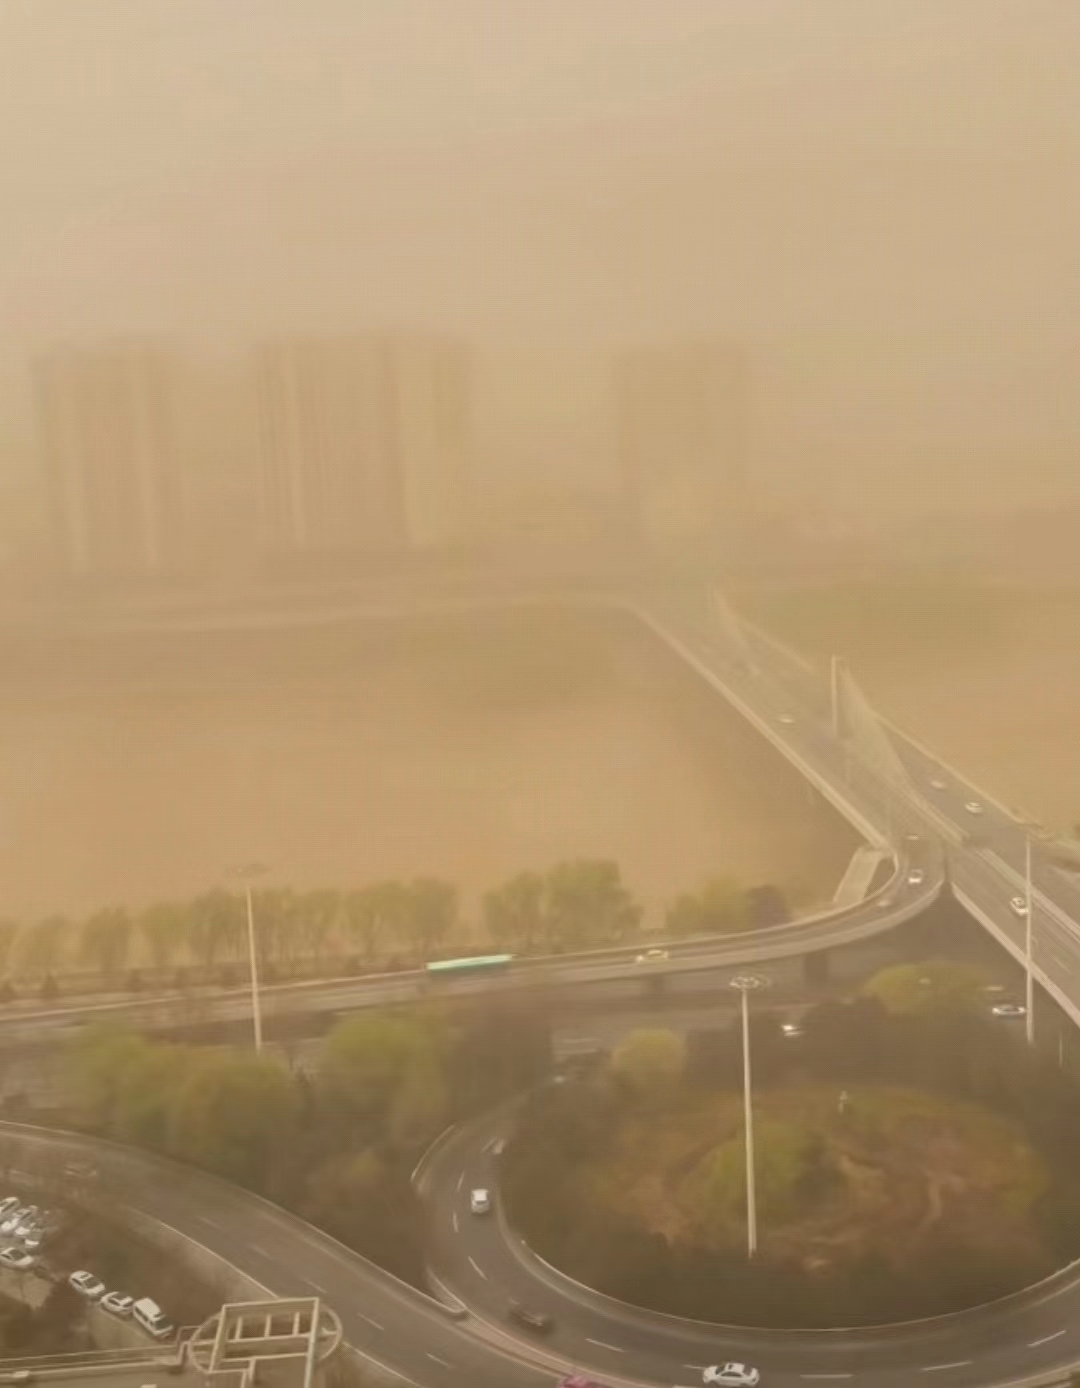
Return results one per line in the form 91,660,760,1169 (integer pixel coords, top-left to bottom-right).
232,862,268,1053
1025,834,1035,1047
729,973,769,1259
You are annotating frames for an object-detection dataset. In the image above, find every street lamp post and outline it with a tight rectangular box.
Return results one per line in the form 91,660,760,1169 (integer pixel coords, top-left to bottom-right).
232,862,268,1053
729,973,769,1259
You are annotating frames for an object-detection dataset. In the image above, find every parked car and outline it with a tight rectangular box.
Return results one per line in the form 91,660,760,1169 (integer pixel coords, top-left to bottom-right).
470,1188,491,1215
132,1297,174,1340
703,1366,761,1388
0,1246,35,1271
508,1301,553,1335
0,1197,20,1220
0,1208,29,1237
14,1208,41,1240
69,1270,106,1300
100,1291,135,1318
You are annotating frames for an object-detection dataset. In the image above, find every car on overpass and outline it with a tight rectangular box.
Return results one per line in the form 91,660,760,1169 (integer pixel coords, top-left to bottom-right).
636,947,669,964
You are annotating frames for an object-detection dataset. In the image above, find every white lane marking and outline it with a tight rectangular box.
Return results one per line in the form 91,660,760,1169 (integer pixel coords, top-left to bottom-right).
250,1243,270,1259
456,1172,465,1193
921,1363,972,1372
801,1376,853,1380
452,1211,458,1233
426,1353,452,1367
1029,1330,1066,1347
586,1338,624,1353
306,1279,329,1295
197,1215,221,1230
468,1256,487,1280
357,1311,385,1331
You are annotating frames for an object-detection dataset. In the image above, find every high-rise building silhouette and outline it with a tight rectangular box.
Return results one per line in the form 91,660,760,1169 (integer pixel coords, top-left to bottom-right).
33,344,181,579
254,335,472,561
617,342,752,554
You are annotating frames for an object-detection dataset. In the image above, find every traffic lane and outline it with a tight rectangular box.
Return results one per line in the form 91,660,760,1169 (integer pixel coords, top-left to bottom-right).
429,1118,1080,1387
3,1128,552,1388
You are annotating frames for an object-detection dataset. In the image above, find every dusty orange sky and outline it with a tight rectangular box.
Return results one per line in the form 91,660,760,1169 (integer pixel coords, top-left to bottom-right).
1,0,1079,510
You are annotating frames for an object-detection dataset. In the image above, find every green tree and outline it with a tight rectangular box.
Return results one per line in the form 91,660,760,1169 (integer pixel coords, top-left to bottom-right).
0,920,19,978
20,915,70,979
318,1014,440,1125
402,878,457,959
343,882,408,961
297,888,341,965
666,877,748,938
302,1148,425,1285
546,859,640,951
612,1028,687,1104
483,871,547,953
186,889,244,973
388,1058,449,1151
66,1024,149,1130
139,901,185,974
79,907,133,981
862,959,989,1016
167,1050,299,1190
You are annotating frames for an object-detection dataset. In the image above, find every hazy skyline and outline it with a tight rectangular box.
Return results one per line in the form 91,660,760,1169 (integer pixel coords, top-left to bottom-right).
2,0,1079,510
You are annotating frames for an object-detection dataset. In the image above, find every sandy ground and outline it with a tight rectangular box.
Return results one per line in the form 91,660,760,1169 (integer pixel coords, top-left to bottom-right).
739,583,1080,833
0,607,853,927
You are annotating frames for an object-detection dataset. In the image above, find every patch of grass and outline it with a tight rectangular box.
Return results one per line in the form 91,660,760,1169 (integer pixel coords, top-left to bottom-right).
575,1085,1049,1275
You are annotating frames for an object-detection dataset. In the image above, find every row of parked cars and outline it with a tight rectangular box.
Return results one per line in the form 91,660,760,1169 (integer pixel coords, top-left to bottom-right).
0,1189,174,1342
68,1269,174,1340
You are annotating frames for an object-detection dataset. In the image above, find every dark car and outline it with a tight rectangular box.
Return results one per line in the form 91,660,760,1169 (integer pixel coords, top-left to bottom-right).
508,1301,553,1335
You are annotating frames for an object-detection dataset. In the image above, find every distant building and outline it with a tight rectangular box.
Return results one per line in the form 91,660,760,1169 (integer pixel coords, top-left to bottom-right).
33,344,182,580
616,341,752,556
254,335,473,563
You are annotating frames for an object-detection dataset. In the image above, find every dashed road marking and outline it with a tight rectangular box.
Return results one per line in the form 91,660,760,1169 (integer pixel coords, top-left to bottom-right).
468,1256,487,1280
921,1363,972,1372
801,1376,853,1380
456,1172,465,1194
586,1339,624,1353
426,1354,452,1368
250,1243,270,1259
357,1311,385,1332
197,1215,221,1230
1029,1331,1066,1347
452,1211,458,1233
306,1280,329,1296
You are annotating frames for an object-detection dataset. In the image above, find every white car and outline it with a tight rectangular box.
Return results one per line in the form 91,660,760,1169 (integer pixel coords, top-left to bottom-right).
0,1208,29,1237
965,801,984,815
13,1208,40,1240
69,1269,106,1300
635,948,669,965
780,1022,803,1040
100,1291,135,1318
0,1246,35,1271
704,1365,761,1388
992,1001,1027,1020
470,1188,491,1215
906,868,926,886
0,1197,19,1220
1010,896,1029,917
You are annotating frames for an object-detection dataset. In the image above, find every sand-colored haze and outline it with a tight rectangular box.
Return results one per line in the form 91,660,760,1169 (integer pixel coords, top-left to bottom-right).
0,609,853,926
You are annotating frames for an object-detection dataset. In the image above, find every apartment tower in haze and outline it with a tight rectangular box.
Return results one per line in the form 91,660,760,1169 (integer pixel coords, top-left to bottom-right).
33,344,181,579
254,335,472,562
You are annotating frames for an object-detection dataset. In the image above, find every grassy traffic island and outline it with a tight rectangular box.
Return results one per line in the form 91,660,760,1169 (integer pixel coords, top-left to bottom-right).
503,988,1080,1327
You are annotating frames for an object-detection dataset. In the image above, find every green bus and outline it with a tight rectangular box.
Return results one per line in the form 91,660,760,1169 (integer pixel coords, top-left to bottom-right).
425,953,514,980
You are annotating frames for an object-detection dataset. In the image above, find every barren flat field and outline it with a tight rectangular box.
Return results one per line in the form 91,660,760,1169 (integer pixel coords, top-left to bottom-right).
0,607,854,926
737,580,1080,832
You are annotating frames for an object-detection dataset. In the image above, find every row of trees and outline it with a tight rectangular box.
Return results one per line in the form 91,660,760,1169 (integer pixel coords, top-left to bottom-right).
0,861,790,993
65,999,552,1285
502,974,1080,1326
